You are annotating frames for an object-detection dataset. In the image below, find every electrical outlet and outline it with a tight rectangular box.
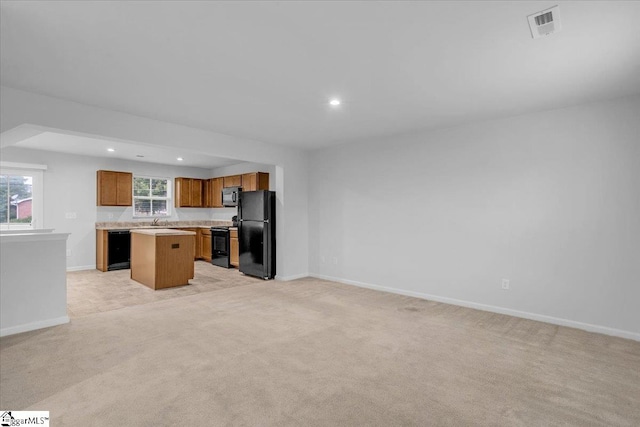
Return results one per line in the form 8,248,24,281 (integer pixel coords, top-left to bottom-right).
332,257,338,265
108,213,114,219
502,279,510,290
321,256,326,264
66,249,72,257
65,212,77,219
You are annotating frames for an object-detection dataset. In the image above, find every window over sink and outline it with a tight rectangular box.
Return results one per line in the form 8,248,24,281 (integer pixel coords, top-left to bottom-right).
133,176,171,217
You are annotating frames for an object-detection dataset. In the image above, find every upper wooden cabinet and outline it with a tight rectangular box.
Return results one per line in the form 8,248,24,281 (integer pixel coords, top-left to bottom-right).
97,170,132,206
203,178,223,208
203,179,212,207
177,173,268,208
175,178,203,207
223,175,242,188
175,178,191,207
241,172,269,191
191,179,203,207
209,177,223,208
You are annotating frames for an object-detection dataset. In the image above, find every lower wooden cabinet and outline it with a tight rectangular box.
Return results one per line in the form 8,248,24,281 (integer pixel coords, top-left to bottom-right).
96,230,108,272
178,228,200,260
130,231,195,289
200,228,212,262
230,228,239,267
97,228,212,270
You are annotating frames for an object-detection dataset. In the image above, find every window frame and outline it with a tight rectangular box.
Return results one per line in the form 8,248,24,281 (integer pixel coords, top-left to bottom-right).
0,162,46,231
132,175,172,218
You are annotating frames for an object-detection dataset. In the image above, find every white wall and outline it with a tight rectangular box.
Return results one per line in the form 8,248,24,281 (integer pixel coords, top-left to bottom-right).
0,233,70,336
308,95,640,339
1,86,309,279
0,147,226,269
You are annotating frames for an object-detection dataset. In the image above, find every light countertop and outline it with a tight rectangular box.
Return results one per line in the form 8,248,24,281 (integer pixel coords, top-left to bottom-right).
96,220,233,230
130,229,196,236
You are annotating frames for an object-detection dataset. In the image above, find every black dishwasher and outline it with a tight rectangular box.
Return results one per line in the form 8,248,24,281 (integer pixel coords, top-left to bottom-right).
211,227,231,268
107,230,131,270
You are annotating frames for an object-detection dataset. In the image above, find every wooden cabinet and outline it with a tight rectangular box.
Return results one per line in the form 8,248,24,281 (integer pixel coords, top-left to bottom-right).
191,179,203,207
223,175,242,188
230,228,239,267
175,178,203,207
203,179,212,207
210,177,223,207
97,170,132,206
200,228,212,261
241,172,269,191
97,227,204,271
203,178,223,208
97,171,267,209
164,173,269,209
96,229,108,271
175,178,191,207
178,228,200,260
130,230,195,289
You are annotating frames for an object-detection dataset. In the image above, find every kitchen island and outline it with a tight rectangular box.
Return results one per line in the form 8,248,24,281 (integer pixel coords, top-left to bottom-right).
130,229,196,290
95,220,232,271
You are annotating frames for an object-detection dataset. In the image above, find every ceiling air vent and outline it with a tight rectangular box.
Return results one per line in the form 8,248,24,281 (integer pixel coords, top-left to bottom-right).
528,5,561,39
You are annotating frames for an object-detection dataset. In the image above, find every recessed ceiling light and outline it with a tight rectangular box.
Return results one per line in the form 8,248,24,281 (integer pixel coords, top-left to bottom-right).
329,99,341,106
177,157,184,161
107,148,115,152
136,155,144,158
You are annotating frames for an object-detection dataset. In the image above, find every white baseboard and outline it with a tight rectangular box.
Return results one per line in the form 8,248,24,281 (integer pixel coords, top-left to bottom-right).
66,264,96,272
276,272,309,281
0,316,70,337
309,273,640,342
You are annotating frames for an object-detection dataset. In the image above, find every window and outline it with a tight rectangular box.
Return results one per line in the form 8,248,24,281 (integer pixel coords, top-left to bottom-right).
133,176,171,217
0,163,45,230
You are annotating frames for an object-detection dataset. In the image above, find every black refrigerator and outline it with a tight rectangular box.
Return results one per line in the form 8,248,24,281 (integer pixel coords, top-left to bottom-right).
238,190,276,279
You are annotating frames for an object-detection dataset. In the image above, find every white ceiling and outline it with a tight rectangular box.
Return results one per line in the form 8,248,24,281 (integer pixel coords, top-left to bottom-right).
15,132,241,169
1,1,640,150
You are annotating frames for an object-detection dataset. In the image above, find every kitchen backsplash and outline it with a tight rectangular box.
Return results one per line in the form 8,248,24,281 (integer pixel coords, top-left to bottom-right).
96,206,223,223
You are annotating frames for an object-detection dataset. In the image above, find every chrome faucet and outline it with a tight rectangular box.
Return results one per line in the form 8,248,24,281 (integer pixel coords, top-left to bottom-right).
152,218,160,226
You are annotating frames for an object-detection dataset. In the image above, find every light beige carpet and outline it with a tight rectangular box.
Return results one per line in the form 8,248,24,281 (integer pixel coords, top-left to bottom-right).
66,261,260,317
1,277,639,426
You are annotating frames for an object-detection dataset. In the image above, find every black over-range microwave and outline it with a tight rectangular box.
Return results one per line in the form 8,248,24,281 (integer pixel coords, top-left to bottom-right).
222,186,241,207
